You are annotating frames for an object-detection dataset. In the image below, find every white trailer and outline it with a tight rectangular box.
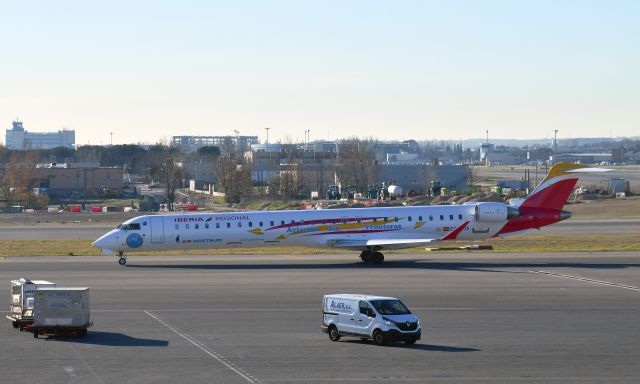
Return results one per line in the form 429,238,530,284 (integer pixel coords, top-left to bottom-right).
29,287,92,338
6,278,56,330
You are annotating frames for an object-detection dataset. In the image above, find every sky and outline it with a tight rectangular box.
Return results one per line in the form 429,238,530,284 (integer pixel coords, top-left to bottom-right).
1,0,639,146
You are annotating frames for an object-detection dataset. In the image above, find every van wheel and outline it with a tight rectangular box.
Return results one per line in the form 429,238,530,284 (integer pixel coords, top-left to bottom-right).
372,330,385,345
328,325,340,341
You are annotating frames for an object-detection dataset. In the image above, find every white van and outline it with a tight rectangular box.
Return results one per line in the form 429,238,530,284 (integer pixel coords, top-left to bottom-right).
321,294,421,345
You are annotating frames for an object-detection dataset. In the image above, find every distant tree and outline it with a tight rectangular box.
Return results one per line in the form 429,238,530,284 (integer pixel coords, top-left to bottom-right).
335,138,377,193
197,145,221,161
0,152,40,208
149,143,184,210
213,139,252,204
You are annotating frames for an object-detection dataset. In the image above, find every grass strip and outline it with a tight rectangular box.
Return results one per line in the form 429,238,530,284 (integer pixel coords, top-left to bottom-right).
0,235,638,257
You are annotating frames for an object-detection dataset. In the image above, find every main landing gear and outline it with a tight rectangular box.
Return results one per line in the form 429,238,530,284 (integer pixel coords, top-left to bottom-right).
360,250,384,264
117,251,127,266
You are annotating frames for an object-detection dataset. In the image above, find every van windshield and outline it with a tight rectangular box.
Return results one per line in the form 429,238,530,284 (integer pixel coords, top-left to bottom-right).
370,299,411,315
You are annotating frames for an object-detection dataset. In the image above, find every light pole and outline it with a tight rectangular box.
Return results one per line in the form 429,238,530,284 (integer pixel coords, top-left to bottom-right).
554,129,559,164
265,127,271,185
110,132,113,147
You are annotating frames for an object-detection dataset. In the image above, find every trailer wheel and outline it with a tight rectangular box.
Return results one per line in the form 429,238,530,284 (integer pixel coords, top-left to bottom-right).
19,324,24,332
33,331,38,338
79,329,87,337
12,321,19,329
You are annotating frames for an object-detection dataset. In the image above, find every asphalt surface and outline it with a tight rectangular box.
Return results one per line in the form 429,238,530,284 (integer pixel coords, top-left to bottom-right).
1,219,638,241
2,252,640,383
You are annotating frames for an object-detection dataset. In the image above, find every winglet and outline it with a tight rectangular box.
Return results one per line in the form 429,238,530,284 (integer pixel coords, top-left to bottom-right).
440,221,469,241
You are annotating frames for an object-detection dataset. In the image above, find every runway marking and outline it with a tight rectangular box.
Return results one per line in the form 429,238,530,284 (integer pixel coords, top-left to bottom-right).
65,342,106,384
144,310,259,384
530,270,640,292
261,379,630,382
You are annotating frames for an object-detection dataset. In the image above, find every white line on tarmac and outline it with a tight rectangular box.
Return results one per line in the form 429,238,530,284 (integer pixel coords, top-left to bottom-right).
261,378,628,382
530,270,640,291
144,310,259,384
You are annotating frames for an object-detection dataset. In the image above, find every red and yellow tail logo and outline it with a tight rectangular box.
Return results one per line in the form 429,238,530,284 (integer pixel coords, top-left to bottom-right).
521,163,587,210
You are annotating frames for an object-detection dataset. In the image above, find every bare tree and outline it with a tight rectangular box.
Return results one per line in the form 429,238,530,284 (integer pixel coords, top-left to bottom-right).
0,152,42,208
149,143,184,211
334,138,377,193
213,139,253,204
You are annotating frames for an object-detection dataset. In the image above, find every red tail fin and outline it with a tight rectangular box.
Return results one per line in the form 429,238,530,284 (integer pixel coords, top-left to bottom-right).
520,163,586,210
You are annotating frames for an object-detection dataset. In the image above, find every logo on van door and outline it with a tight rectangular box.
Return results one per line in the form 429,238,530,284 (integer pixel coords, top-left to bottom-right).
126,233,143,248
329,300,352,311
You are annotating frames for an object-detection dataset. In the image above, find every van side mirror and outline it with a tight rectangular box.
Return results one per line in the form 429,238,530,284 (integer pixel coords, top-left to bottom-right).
367,309,376,318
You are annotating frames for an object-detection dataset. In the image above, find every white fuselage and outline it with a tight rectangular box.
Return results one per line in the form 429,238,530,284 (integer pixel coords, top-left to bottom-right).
93,205,508,253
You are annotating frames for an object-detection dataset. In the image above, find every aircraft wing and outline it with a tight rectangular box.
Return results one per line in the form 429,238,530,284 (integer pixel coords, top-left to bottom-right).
326,221,469,251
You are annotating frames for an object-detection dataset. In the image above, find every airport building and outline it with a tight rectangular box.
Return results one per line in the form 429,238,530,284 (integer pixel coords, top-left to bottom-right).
172,135,259,153
32,163,123,198
5,120,75,150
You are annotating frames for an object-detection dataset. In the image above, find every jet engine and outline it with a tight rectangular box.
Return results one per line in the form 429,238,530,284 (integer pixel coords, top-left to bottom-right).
474,202,521,222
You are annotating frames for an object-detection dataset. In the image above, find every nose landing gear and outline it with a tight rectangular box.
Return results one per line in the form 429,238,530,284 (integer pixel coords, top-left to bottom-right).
117,251,127,266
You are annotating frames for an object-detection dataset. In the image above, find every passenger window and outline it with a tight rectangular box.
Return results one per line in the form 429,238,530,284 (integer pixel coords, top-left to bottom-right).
359,301,374,317
249,222,253,228
458,214,463,220
238,222,242,228
291,220,295,225
259,221,263,227
216,223,220,229
175,224,179,230
195,224,199,229
205,223,209,229
394,217,398,222
408,216,412,222
419,216,423,221
186,224,190,229
357,219,361,223
281,220,285,226
226,223,231,228
449,215,454,220
440,215,444,220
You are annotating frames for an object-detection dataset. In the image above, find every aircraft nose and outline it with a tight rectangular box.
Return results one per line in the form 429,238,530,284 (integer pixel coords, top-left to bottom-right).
92,233,111,248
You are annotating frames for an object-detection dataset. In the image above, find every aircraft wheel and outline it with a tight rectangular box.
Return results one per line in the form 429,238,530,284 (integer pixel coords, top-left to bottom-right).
372,252,384,264
118,257,127,266
360,251,372,263
12,321,19,329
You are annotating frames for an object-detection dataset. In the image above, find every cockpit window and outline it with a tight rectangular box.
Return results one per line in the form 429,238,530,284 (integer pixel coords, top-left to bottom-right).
121,223,141,231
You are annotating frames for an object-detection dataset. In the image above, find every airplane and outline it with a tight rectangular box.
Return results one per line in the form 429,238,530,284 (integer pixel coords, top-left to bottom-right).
93,163,610,266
